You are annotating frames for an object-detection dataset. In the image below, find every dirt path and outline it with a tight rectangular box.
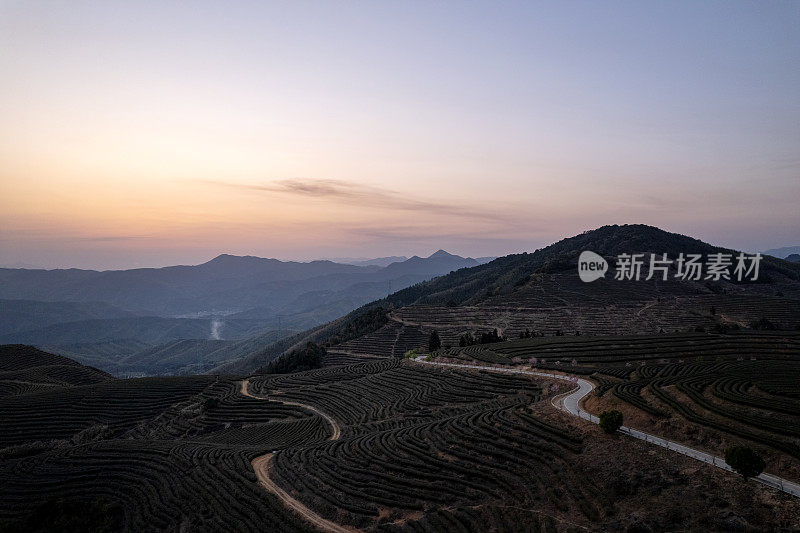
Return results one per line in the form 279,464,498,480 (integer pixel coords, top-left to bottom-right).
413,357,800,499
241,379,342,439
390,326,404,358
241,379,351,532
636,299,658,317
387,311,413,326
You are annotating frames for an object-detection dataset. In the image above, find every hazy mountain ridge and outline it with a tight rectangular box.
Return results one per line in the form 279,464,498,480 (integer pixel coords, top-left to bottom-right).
764,246,800,259
10,226,799,377
0,251,477,317
1,252,478,375
348,256,408,267
0,299,139,336
220,225,800,374
372,224,800,309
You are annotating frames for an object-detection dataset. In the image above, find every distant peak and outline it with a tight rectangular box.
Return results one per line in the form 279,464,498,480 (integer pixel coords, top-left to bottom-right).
428,249,455,259
206,253,244,263
204,254,277,266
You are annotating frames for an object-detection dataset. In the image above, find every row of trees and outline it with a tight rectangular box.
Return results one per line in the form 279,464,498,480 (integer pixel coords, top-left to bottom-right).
458,329,505,347
428,327,585,351
519,329,581,338
427,329,510,351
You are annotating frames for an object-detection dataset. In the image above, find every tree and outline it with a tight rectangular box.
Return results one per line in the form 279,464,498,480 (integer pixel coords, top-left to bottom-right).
599,410,623,434
266,342,326,374
725,446,765,480
459,332,475,347
478,328,504,344
428,330,441,352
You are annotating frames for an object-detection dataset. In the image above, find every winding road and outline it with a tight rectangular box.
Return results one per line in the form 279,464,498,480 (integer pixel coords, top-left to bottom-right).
413,357,800,499
240,379,353,533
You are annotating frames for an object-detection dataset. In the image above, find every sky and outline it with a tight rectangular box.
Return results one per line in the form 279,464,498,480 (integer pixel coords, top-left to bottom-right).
1,1,798,270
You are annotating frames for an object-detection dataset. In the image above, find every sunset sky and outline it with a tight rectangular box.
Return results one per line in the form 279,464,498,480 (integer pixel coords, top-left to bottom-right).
1,1,798,269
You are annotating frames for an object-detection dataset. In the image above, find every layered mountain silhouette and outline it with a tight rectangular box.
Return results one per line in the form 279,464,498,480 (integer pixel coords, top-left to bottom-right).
6,225,799,376
0,251,478,316
764,245,800,259
0,251,479,374
348,256,408,267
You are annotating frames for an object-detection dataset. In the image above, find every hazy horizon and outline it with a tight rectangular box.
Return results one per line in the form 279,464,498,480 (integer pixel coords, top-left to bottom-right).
0,248,484,271
2,228,797,271
2,1,799,270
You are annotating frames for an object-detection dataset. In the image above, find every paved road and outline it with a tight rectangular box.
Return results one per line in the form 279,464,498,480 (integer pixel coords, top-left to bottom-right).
413,357,800,499
241,379,355,533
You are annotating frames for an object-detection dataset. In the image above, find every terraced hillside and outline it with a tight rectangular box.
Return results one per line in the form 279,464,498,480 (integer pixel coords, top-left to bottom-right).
0,346,324,532
390,291,800,346
435,332,800,483
0,344,113,398
333,321,429,358
4,345,798,530
247,358,798,531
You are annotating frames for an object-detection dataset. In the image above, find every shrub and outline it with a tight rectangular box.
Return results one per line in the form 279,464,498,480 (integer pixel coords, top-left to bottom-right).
599,410,623,434
725,446,765,480
429,330,441,352
202,397,220,411
404,348,421,359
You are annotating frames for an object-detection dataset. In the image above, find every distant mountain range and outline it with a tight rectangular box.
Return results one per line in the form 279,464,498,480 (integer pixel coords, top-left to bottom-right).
0,262,44,269
0,251,478,317
11,227,798,377
344,256,408,267
764,246,800,259
344,254,495,266
0,251,478,375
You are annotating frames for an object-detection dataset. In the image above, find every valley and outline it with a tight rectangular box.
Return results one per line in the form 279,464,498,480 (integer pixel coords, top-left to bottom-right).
0,251,478,376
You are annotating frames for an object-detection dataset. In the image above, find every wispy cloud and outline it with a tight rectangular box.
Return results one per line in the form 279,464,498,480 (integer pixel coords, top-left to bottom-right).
200,178,506,222
71,235,146,242
342,223,539,254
